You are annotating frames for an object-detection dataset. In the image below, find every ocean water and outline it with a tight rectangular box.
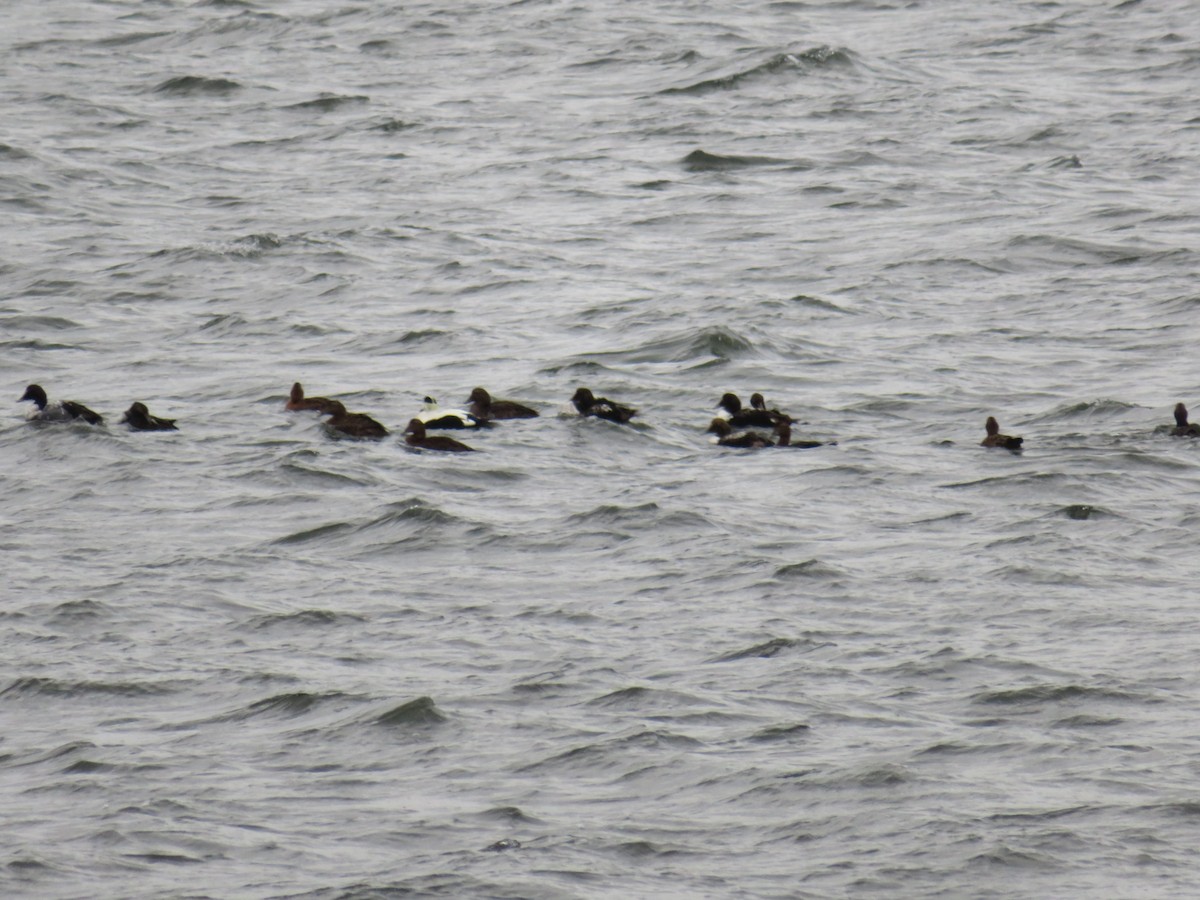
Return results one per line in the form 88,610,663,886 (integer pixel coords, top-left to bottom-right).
4,0,1200,897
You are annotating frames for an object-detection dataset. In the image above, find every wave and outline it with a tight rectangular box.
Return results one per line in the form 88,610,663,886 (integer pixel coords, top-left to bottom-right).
563,502,718,534
283,94,370,113
372,329,451,350
585,686,707,709
232,691,348,721
1003,234,1187,268
784,294,856,314
773,558,843,580
0,313,82,330
973,684,1148,705
1023,399,1139,422
748,723,812,742
942,472,1070,490
681,149,802,172
710,637,800,661
153,75,243,96
517,729,703,773
366,117,418,133
584,324,758,365
661,47,854,95
152,233,285,263
476,806,542,824
1052,714,1124,727
273,499,479,551
373,696,447,727
0,677,174,698
93,31,172,48
5,741,96,769
247,609,367,629
164,692,352,730
0,339,83,351
0,143,35,161
278,460,370,486
48,599,109,621
536,359,626,378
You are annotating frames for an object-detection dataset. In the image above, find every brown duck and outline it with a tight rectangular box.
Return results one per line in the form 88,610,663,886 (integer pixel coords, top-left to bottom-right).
706,418,773,448
286,382,338,413
981,416,1023,450
320,401,388,439
466,387,539,420
404,419,475,452
1171,403,1200,437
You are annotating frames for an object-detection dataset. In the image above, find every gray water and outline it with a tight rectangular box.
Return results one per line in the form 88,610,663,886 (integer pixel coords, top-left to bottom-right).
4,1,1200,897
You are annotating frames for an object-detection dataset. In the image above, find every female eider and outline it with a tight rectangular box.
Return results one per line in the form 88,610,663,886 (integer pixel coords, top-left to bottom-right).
772,421,826,449
981,416,1023,450
404,419,475,452
571,388,637,424
319,401,389,439
286,382,337,413
466,387,538,420
120,402,178,431
416,396,488,430
706,417,773,448
1172,403,1200,437
19,384,103,425
751,393,797,424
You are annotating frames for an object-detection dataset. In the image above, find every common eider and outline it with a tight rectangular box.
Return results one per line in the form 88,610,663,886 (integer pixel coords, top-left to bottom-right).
466,387,538,420
981,416,1023,450
571,388,637,424
120,402,178,431
19,384,103,425
404,419,475,452
320,401,389,439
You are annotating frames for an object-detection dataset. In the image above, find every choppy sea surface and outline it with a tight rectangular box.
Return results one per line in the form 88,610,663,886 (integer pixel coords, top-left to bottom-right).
4,1,1200,897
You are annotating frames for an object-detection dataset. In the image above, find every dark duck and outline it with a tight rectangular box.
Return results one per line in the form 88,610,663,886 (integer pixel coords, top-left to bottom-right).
404,419,476,452
717,392,793,428
19,384,103,425
571,388,637,424
120,402,178,431
981,416,1023,450
319,401,389,439
751,393,797,423
772,421,827,449
286,382,338,413
1171,403,1200,437
466,387,539,420
706,418,773,448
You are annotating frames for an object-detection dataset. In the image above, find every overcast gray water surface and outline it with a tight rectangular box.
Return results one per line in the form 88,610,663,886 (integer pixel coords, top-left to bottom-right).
4,1,1200,897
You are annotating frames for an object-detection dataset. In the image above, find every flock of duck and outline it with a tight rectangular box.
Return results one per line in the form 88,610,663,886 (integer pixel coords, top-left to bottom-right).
16,382,1200,451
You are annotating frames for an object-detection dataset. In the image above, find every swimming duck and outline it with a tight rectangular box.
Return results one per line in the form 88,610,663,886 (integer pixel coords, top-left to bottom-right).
120,402,178,431
717,392,791,428
1171,403,1200,437
416,396,489,430
751,393,798,424
981,416,1023,450
404,419,475,452
320,401,389,439
466,387,539,420
571,387,637,423
19,384,103,425
706,418,773,448
286,382,338,413
772,421,826,449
